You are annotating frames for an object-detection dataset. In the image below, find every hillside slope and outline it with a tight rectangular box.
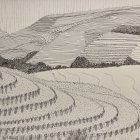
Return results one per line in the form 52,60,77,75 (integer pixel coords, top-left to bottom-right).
1,66,140,140
1,7,140,66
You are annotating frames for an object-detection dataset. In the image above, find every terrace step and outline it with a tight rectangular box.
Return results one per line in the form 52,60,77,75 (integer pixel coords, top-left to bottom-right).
84,92,140,140
0,72,17,94
0,88,75,126
0,76,40,107
0,86,55,116
0,91,119,138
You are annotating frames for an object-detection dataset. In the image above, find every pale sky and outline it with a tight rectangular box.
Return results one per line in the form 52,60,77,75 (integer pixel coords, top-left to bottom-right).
0,0,140,33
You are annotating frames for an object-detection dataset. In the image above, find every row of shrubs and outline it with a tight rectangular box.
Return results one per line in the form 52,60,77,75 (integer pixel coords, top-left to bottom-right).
0,99,117,137
0,75,17,94
0,98,75,126
2,115,139,140
0,116,140,140
0,86,40,106
0,107,105,136
90,116,140,140
0,88,58,116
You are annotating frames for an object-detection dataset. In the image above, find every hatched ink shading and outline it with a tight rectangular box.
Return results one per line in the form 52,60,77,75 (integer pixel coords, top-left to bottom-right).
0,4,140,140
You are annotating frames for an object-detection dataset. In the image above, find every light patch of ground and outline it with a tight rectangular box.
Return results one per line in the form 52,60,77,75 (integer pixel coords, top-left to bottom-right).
34,66,140,106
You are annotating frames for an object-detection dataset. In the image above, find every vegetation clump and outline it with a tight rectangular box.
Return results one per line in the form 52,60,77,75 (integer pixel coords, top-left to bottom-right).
112,25,140,35
0,51,140,74
70,56,140,69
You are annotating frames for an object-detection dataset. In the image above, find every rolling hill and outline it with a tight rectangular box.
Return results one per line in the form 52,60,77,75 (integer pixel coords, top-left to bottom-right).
1,6,140,67
1,66,140,140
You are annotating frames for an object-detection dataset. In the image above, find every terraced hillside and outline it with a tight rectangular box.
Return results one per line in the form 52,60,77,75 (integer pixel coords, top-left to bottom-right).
81,32,140,64
1,7,140,67
0,67,140,139
19,7,140,66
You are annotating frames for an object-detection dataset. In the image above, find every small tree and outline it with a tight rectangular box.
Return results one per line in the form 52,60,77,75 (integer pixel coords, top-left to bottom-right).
71,57,90,68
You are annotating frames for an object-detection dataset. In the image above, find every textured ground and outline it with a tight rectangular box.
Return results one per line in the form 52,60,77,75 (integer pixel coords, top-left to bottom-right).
0,66,140,139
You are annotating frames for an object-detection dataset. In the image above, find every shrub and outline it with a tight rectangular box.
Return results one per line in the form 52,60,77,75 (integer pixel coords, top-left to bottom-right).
71,57,90,68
